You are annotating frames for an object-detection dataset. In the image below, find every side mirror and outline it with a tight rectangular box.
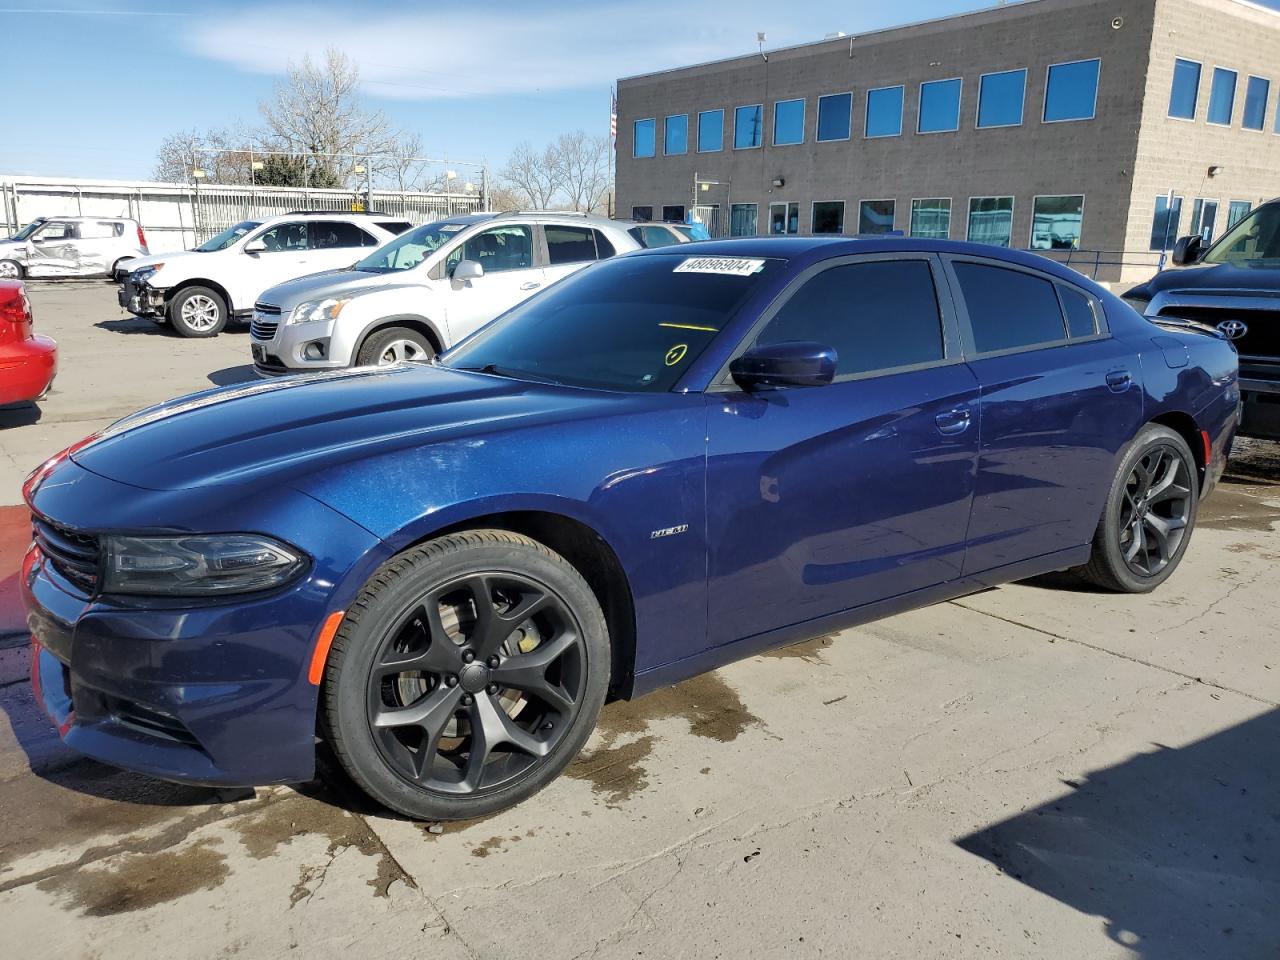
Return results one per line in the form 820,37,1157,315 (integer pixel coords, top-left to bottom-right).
1171,234,1203,266
244,240,267,254
730,341,837,390
452,259,484,281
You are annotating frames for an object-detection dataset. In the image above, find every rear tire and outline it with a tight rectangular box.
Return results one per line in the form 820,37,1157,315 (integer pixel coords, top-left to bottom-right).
169,285,227,338
321,530,610,821
356,326,435,367
1074,424,1199,593
0,260,23,281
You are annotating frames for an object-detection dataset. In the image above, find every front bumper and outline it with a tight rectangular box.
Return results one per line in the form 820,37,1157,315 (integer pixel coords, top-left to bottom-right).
22,460,384,787
118,277,166,318
251,313,349,377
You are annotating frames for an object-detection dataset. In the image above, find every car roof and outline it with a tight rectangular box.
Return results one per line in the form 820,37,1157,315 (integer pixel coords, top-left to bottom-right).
42,215,135,223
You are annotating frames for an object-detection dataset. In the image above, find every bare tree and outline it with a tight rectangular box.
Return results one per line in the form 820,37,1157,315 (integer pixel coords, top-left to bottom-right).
484,183,523,212
153,125,261,183
500,141,561,210
554,131,612,213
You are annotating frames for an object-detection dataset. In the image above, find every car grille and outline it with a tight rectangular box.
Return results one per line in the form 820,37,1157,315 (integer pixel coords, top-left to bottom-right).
251,301,282,341
32,516,101,593
1156,305,1280,362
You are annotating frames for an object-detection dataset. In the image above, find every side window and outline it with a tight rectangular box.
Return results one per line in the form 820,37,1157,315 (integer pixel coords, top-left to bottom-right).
545,225,602,265
757,260,945,377
1059,286,1099,338
257,222,309,252
311,221,376,249
375,220,413,236
447,225,534,273
953,262,1066,353
593,230,617,258
35,221,77,242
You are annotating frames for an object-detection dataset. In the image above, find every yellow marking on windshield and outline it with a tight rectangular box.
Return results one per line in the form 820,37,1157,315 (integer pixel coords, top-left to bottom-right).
659,322,719,332
665,344,689,366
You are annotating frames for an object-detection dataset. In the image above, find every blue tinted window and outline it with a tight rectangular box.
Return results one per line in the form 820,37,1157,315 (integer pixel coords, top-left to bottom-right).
1060,288,1098,338
954,263,1067,353
633,118,656,158
918,78,962,133
1244,75,1269,130
816,93,852,140
1149,194,1183,250
773,98,805,145
734,104,763,149
978,69,1026,127
664,115,688,155
1168,58,1200,119
865,86,904,137
1208,67,1236,124
1044,59,1100,122
697,109,723,152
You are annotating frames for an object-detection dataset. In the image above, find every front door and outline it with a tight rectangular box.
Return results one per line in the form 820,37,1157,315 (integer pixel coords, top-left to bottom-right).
306,220,381,272
233,220,315,310
442,223,543,343
706,255,979,646
26,220,80,277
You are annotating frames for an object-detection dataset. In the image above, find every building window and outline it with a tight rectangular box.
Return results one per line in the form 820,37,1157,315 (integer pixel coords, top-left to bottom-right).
1189,199,1219,242
812,201,845,234
730,203,758,236
967,196,1014,246
769,202,799,235
1208,67,1237,125
1168,58,1201,120
697,109,724,152
858,199,896,234
662,205,686,223
977,69,1026,128
910,198,951,239
664,115,688,155
1149,194,1184,250
817,93,853,141
865,86,904,138
773,98,805,145
1244,76,1270,130
1227,200,1252,228
918,78,962,133
1043,59,1100,122
734,104,763,149
1030,195,1084,250
631,206,653,221
633,118,656,158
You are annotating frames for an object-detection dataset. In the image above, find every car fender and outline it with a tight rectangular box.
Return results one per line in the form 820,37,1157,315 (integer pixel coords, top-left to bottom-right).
342,285,449,351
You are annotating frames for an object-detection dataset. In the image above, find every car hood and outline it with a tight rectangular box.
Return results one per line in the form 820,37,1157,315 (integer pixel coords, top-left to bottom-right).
0,238,23,251
1129,260,1280,301
69,364,629,491
126,249,205,272
258,269,406,309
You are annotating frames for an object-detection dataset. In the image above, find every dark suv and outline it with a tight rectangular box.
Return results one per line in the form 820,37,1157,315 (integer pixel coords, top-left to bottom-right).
1124,199,1280,439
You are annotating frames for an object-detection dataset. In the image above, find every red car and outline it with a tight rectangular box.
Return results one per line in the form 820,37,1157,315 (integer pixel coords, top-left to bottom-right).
0,280,56,406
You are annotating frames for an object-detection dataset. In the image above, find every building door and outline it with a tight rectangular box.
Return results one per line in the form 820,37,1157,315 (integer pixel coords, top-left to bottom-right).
769,202,798,235
1190,199,1220,243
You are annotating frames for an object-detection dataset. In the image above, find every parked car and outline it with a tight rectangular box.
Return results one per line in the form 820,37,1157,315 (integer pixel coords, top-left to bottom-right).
118,212,405,338
0,216,148,281
1123,197,1278,439
249,212,639,375
0,280,56,406
24,237,1237,821
624,221,693,248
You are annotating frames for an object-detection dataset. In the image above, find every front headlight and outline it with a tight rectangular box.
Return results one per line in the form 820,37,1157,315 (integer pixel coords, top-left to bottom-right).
288,298,350,325
102,534,307,596
131,263,163,284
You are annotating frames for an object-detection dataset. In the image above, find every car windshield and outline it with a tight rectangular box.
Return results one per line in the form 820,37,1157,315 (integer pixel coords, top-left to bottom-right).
443,254,784,392
9,220,46,241
354,220,473,273
196,221,261,252
1202,203,1280,267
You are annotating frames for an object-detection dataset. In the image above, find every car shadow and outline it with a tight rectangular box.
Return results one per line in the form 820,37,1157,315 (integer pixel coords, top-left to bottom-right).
94,316,171,336
0,403,42,428
208,365,257,386
956,708,1280,959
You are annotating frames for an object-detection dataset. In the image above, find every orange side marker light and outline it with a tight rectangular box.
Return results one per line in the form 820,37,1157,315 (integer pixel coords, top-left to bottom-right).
308,611,346,685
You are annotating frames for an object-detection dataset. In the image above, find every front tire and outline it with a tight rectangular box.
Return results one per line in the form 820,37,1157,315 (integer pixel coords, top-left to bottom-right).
168,285,227,338
356,326,436,367
1075,424,1198,593
321,530,610,821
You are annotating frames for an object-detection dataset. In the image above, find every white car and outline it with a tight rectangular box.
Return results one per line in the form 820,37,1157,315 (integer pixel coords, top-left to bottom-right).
118,212,410,338
0,216,149,280
249,212,641,375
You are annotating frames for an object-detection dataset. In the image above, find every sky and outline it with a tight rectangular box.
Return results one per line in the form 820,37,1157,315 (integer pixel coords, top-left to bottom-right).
2,0,1276,182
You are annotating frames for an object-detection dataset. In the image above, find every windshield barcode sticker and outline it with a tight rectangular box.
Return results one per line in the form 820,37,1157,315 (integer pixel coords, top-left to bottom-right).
438,224,465,232
673,257,766,276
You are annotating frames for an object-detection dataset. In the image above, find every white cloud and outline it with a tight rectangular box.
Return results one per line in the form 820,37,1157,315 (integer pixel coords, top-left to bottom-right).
183,1,874,100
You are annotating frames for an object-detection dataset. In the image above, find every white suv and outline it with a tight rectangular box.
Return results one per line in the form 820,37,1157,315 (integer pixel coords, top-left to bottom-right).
119,212,409,338
249,212,640,375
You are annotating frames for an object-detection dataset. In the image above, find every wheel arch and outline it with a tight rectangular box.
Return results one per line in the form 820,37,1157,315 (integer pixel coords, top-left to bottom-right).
355,315,445,359
165,277,232,312
1148,410,1206,489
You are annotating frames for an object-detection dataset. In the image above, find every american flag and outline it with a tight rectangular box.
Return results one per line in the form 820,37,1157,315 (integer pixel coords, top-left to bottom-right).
610,89,617,142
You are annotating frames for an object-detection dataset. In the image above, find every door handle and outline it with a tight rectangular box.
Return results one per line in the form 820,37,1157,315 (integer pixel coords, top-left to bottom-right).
934,408,971,436
1106,370,1132,392
519,281,541,291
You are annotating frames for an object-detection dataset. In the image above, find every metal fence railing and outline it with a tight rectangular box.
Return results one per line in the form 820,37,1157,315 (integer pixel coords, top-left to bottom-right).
1020,247,1167,281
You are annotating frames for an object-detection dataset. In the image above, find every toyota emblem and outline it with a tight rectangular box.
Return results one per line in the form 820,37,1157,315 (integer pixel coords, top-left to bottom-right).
1216,319,1248,341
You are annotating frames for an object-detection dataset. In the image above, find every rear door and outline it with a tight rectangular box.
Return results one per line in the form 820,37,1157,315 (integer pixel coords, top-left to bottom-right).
943,256,1144,574
541,224,617,286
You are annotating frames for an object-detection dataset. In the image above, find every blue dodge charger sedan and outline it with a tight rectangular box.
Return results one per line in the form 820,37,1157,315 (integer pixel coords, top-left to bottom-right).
23,238,1238,820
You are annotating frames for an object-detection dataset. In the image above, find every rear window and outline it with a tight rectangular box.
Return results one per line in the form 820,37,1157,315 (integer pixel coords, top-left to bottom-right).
546,225,613,265
375,220,414,235
1059,286,1099,338
953,262,1067,353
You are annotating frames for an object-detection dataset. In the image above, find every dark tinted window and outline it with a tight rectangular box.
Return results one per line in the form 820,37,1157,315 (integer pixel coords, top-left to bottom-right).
1059,287,1098,337
375,220,414,235
632,206,653,221
446,224,534,273
954,262,1066,352
546,225,601,265
662,205,686,223
758,260,944,376
312,221,378,248
594,230,616,258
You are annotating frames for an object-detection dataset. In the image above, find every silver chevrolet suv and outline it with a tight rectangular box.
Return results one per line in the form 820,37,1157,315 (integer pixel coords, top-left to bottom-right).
249,211,640,375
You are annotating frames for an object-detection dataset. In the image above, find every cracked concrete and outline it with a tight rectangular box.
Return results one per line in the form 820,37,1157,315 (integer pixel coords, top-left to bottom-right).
0,284,1277,958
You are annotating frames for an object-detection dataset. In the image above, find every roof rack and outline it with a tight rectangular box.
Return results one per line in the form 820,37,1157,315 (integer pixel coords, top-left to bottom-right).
494,210,590,218
282,209,395,216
